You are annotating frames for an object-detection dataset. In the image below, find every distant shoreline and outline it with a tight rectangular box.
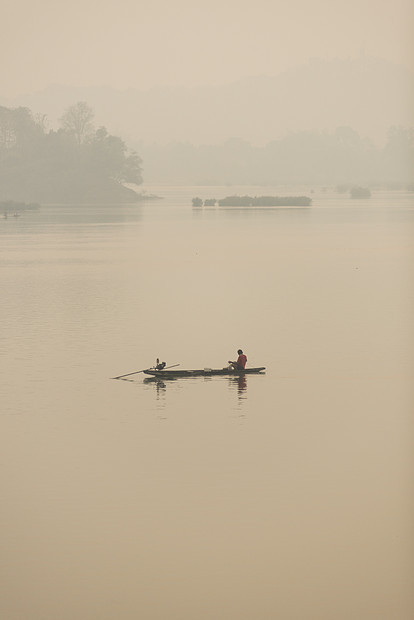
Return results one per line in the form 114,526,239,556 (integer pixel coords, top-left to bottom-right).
1,200,40,212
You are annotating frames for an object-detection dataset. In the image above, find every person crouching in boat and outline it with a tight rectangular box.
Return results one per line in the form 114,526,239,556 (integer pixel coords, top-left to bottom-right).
228,349,247,371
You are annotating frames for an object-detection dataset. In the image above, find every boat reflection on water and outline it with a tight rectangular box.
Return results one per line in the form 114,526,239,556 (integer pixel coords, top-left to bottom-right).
228,374,248,400
143,373,255,411
143,376,168,395
144,376,168,387
144,373,250,397
142,376,168,416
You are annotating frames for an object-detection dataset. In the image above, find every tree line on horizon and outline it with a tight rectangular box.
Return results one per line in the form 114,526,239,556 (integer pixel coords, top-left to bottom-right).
138,127,414,188
0,102,142,203
1,102,413,205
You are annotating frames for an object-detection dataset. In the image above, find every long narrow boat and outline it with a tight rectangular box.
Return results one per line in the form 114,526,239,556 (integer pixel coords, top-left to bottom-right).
144,367,266,378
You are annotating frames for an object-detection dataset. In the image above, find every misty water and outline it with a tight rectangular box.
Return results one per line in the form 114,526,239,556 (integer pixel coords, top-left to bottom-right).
1,186,413,619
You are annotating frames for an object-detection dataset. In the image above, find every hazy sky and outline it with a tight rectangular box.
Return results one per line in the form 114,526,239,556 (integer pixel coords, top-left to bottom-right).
2,0,413,96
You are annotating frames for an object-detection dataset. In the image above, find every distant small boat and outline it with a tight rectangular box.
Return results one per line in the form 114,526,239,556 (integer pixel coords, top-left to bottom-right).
144,367,266,378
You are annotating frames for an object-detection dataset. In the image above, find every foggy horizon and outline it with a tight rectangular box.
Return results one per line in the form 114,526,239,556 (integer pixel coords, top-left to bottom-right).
3,0,413,153
2,2,414,619
3,53,413,100
4,53,413,98
2,55,412,155
2,0,413,98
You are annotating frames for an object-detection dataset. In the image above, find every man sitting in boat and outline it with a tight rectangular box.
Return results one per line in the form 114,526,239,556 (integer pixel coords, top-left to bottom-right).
228,349,247,371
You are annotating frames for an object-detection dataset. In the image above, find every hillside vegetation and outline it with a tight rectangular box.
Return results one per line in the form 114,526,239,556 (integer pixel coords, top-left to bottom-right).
0,102,142,203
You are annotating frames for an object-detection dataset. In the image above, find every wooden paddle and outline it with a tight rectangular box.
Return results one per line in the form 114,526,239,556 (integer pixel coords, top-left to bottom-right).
111,364,180,380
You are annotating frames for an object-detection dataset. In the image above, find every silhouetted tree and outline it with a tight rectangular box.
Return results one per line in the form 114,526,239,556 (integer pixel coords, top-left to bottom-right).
0,106,44,153
86,127,142,184
0,104,143,203
60,101,94,146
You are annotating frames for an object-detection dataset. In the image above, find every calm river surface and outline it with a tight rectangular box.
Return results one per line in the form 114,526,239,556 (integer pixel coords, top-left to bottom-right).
1,186,413,619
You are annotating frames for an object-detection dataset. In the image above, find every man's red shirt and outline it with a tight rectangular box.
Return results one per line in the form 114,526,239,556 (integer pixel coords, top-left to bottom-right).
237,354,247,369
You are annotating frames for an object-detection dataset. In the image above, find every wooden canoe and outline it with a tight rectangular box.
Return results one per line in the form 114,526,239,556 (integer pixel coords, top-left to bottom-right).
143,367,266,378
